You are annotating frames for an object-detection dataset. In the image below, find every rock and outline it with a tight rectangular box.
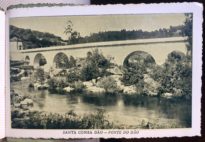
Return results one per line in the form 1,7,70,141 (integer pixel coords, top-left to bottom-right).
173,88,183,97
34,83,48,90
20,98,33,106
143,74,160,96
123,85,136,94
14,103,21,108
63,86,74,93
86,86,105,93
92,79,97,84
162,93,173,98
106,66,123,75
21,77,29,80
83,81,94,87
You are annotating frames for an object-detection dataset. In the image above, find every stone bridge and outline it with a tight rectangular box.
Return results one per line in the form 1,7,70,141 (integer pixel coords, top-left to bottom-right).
18,37,187,71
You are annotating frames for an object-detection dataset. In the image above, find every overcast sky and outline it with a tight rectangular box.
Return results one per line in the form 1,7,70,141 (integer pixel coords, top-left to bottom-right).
10,14,186,40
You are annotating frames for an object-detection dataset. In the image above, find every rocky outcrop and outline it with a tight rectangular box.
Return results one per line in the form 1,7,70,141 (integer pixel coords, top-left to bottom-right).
63,86,74,93
83,81,105,93
143,74,160,96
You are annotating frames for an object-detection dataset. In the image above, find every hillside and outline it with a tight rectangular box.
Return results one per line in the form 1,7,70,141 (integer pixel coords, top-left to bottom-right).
10,25,66,49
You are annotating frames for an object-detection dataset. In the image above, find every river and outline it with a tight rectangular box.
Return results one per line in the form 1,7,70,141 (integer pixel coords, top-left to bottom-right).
11,79,191,128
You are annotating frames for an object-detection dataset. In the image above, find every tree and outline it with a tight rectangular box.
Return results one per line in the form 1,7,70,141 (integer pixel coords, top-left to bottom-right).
34,68,45,84
64,20,73,37
69,56,76,68
70,31,81,44
182,14,193,57
39,57,47,66
86,49,111,69
64,20,81,44
81,62,100,81
122,66,144,93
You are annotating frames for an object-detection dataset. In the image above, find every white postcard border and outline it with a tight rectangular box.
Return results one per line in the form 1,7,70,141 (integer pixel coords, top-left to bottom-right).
0,10,6,139
5,3,203,138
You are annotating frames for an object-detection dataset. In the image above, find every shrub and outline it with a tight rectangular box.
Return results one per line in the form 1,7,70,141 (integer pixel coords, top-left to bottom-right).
47,78,68,94
86,49,111,69
70,81,86,93
80,62,100,81
97,76,118,94
34,68,45,84
67,71,80,83
11,109,116,129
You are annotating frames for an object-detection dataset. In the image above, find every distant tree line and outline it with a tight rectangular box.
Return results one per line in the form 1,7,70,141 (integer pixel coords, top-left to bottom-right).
69,26,183,44
64,20,184,45
10,20,188,49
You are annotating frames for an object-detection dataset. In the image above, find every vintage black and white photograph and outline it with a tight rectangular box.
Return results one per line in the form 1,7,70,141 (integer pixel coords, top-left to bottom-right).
9,13,193,130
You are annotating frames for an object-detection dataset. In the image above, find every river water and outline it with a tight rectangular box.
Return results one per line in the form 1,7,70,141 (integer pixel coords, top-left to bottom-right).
11,79,191,128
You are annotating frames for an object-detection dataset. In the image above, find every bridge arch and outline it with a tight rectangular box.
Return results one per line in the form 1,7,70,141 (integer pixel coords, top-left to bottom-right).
123,51,156,68
34,53,47,67
53,52,69,69
167,50,186,62
25,56,30,65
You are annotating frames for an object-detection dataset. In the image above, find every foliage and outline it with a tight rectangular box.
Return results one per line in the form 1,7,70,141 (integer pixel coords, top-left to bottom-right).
123,51,155,68
80,49,112,81
54,53,69,69
158,53,192,97
86,49,111,68
64,22,184,45
67,71,80,83
10,25,65,49
11,109,115,129
11,20,185,49
182,14,193,56
64,20,82,44
80,62,100,81
47,77,68,94
34,68,45,84
97,76,118,93
69,56,76,68
70,81,86,93
167,51,185,63
122,65,145,93
39,57,47,66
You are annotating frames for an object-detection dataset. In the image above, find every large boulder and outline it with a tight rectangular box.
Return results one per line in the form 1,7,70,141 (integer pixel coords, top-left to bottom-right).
20,98,33,106
34,83,48,90
86,86,105,93
162,92,173,98
63,86,74,93
83,81,105,93
123,85,136,94
106,66,123,75
143,74,160,96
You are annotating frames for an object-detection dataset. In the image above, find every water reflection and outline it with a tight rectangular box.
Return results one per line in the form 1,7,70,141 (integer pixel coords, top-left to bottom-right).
81,93,118,106
13,81,191,128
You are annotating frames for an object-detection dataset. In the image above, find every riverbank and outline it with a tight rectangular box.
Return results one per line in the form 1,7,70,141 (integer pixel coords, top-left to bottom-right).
10,78,191,129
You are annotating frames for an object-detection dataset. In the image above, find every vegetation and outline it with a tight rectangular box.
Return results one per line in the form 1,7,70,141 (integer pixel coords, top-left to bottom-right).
11,109,116,129
34,68,45,84
10,21,185,49
81,49,112,81
97,76,118,94
47,78,67,94
10,25,65,49
10,14,193,129
64,20,184,45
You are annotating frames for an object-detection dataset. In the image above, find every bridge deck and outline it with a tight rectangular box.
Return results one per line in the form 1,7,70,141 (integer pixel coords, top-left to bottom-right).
21,37,187,53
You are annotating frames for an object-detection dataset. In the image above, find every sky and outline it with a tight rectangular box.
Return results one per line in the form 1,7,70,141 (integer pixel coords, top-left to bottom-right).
10,14,186,40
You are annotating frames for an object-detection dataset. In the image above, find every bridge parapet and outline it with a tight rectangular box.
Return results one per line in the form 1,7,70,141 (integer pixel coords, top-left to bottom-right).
20,37,187,53
19,37,188,71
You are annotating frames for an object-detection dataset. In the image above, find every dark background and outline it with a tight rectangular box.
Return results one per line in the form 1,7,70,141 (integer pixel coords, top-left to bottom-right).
90,0,204,142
